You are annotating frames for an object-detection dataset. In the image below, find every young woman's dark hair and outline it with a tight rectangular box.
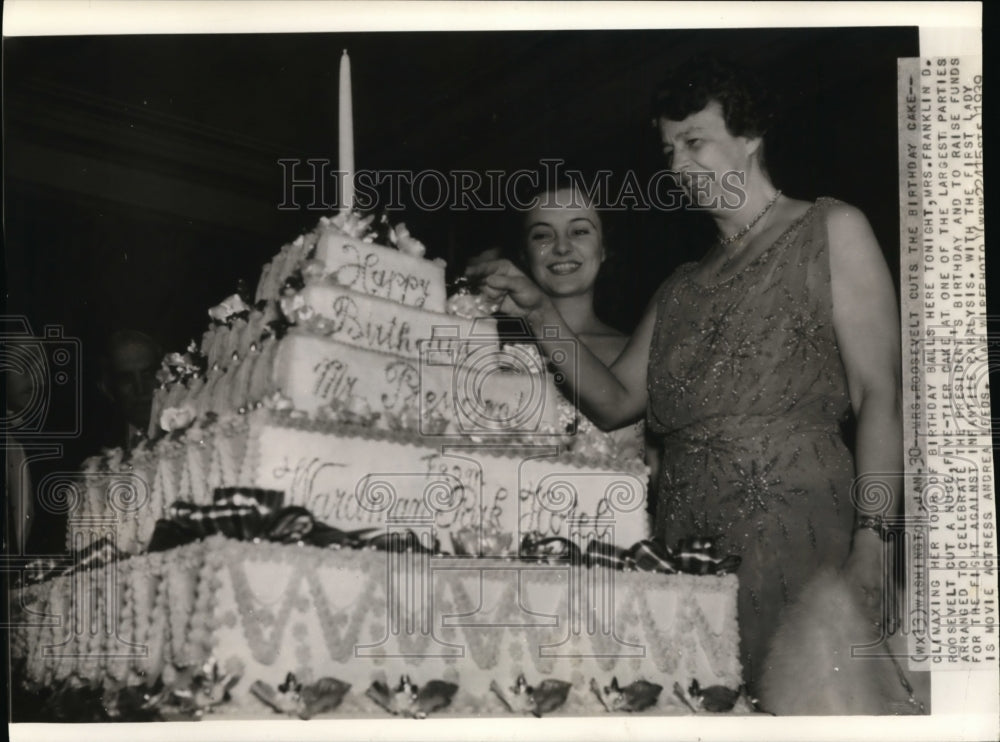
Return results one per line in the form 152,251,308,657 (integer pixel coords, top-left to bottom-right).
501,169,616,266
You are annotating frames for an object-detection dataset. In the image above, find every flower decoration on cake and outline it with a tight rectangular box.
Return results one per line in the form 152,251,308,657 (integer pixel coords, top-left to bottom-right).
207,293,250,324
381,402,421,432
101,681,173,722
317,396,380,428
590,677,663,712
300,258,326,281
148,657,241,719
159,404,197,433
279,293,314,324
672,679,757,713
157,345,207,386
326,210,376,239
280,269,306,295
489,674,572,717
445,291,487,319
569,413,617,459
366,674,458,719
250,672,351,720
450,525,513,557
389,222,426,258
103,446,126,470
419,402,452,435
446,277,495,319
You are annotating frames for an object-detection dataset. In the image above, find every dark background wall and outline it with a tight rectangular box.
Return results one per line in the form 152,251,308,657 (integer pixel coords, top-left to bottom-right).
4,27,918,465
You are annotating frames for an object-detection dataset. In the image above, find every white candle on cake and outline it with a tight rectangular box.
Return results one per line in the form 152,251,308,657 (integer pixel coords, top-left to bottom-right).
339,49,355,212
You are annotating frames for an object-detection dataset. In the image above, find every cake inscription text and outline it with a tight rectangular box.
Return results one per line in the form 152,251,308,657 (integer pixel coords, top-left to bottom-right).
313,358,359,402
325,295,415,356
331,242,432,307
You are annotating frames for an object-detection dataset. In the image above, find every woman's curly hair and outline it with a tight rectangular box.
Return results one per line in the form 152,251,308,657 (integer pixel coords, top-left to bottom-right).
651,55,776,139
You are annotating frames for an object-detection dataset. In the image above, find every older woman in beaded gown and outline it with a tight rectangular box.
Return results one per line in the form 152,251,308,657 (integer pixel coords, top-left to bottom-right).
468,59,902,697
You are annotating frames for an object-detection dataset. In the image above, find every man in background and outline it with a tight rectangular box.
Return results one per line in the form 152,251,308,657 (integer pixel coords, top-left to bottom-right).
98,330,162,452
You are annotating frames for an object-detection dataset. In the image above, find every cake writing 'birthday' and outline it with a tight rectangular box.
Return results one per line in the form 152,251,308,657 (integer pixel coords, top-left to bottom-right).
325,295,416,355
331,242,432,307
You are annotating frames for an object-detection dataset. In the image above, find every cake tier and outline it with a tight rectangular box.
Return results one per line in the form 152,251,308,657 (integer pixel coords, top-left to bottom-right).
70,410,649,555
151,328,562,438
274,332,562,433
13,536,740,717
255,216,446,312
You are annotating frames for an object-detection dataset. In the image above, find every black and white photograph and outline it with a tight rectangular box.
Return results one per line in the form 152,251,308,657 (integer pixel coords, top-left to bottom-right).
3,2,993,740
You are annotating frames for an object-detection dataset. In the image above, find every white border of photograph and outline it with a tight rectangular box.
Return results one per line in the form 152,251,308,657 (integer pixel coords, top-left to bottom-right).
3,2,990,741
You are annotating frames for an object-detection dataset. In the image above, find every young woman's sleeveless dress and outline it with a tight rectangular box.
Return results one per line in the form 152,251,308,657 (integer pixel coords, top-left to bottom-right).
646,198,857,690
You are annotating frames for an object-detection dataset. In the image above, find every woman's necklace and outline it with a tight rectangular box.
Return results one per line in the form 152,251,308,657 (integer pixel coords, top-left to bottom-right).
717,190,782,247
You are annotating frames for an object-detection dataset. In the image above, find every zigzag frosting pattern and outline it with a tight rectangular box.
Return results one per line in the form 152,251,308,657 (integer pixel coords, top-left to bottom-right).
13,536,740,715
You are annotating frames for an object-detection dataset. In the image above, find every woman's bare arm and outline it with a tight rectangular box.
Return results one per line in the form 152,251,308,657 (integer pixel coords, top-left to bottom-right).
467,259,657,429
827,203,903,594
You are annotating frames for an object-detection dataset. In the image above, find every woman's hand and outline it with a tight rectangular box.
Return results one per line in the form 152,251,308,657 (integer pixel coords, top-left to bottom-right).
465,259,552,323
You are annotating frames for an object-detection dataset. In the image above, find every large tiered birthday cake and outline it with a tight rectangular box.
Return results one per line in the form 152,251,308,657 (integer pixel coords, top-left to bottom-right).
11,214,744,720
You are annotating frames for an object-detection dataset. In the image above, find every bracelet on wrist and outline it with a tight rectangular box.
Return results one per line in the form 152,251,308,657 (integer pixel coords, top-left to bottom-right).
854,514,888,540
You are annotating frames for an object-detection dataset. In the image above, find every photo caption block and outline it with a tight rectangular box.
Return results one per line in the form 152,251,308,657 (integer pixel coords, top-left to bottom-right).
898,55,996,671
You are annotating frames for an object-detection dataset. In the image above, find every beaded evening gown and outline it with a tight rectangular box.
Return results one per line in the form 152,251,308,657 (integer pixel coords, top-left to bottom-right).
647,198,856,691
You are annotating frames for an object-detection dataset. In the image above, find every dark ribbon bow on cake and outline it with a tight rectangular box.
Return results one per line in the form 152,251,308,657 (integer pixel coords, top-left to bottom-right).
520,533,741,576
22,489,739,584
146,487,441,554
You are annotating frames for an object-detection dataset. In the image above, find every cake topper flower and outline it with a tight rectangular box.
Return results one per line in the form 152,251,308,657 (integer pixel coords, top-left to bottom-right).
390,222,426,258
328,210,375,239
